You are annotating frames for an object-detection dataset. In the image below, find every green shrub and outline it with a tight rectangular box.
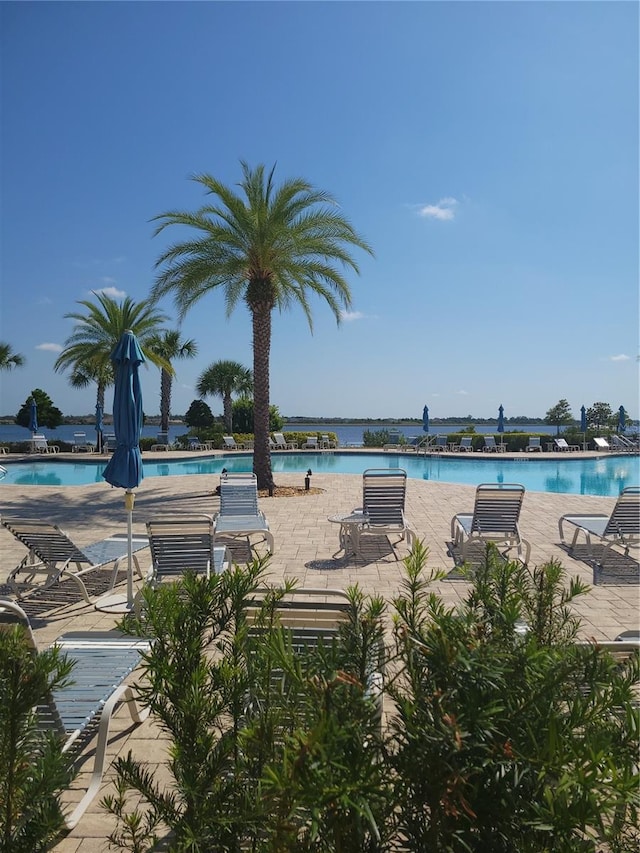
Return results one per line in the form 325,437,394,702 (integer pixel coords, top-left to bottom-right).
0,624,76,853
103,548,639,853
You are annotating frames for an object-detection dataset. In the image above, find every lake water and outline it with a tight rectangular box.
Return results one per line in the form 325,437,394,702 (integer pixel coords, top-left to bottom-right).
1,452,637,496
0,422,573,448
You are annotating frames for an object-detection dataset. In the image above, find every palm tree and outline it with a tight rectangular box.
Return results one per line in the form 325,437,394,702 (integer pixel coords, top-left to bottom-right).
152,162,373,489
0,342,25,371
197,360,252,433
147,330,198,433
54,291,170,414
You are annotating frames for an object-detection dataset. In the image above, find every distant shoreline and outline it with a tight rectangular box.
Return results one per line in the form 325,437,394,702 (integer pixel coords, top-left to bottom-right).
0,415,547,426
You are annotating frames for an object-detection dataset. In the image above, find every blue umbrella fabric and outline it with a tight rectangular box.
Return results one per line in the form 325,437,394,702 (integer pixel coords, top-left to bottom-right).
618,406,626,433
497,405,505,434
422,405,429,433
102,331,145,490
99,331,145,612
29,398,38,434
95,403,104,453
580,405,587,433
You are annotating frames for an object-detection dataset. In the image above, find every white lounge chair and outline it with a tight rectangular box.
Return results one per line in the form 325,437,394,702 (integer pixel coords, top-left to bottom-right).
145,516,230,585
429,435,449,452
609,435,635,453
483,436,505,453
213,472,274,553
72,432,94,453
0,599,152,830
272,432,297,450
30,434,59,454
302,436,318,450
554,438,579,452
526,437,542,452
244,587,383,728
452,436,474,452
355,468,416,554
2,517,149,602
222,435,246,450
593,437,611,451
558,486,640,567
451,483,531,565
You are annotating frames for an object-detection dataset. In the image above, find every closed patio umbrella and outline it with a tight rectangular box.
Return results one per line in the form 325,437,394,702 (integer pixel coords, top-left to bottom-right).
96,330,145,613
580,405,587,450
618,406,626,433
422,405,429,433
95,403,104,453
497,405,505,449
29,398,38,435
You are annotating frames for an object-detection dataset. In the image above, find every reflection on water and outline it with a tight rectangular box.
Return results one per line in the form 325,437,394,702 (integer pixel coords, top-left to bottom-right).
1,452,638,497
14,468,62,486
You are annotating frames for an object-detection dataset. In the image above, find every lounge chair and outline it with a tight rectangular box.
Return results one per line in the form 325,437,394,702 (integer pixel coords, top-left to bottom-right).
302,435,318,450
145,516,230,586
554,438,579,452
189,436,211,450
355,468,416,553
2,517,149,602
72,432,94,453
244,587,383,727
30,434,59,454
526,437,542,452
482,435,505,453
452,436,474,452
451,483,531,564
558,486,640,567
151,431,172,451
593,437,611,451
222,435,246,450
609,435,635,453
320,434,337,449
103,433,117,453
272,432,298,450
0,599,152,830
383,430,401,451
429,435,449,452
213,472,274,553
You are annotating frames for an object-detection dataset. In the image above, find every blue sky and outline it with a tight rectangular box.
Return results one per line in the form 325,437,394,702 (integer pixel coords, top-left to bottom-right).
1,1,638,423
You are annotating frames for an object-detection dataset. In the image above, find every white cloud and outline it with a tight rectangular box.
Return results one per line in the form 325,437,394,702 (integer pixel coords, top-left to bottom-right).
93,285,127,298
456,389,469,396
340,310,365,322
417,197,459,221
36,342,63,353
37,296,53,305
100,276,117,284
609,354,630,362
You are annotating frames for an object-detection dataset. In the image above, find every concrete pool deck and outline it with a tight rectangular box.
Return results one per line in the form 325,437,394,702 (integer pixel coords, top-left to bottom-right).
0,453,638,851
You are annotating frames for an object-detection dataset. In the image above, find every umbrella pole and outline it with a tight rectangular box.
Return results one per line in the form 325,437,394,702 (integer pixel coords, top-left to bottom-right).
125,490,135,607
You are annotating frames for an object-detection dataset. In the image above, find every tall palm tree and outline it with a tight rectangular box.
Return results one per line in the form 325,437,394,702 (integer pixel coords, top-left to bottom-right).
152,162,373,489
197,360,252,433
54,291,170,414
147,330,198,433
0,342,25,371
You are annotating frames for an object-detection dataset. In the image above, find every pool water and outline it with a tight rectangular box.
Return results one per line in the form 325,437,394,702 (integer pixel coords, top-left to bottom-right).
1,452,638,496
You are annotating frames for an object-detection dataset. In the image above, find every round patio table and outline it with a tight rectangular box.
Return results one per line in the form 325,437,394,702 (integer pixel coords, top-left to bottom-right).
328,511,369,556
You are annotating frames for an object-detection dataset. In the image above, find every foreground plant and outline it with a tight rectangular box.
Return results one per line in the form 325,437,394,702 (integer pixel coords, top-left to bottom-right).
0,623,75,853
104,558,389,852
388,543,639,853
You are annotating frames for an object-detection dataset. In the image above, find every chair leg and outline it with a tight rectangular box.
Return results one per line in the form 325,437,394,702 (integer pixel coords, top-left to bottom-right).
63,683,150,830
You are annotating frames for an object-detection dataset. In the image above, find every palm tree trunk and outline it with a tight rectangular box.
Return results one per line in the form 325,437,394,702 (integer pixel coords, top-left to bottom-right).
223,393,233,433
160,369,171,433
251,305,274,491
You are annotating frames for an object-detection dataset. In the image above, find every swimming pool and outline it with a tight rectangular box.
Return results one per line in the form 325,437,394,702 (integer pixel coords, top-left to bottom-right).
1,452,638,496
